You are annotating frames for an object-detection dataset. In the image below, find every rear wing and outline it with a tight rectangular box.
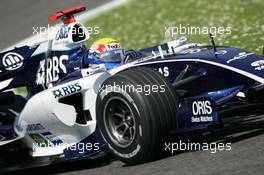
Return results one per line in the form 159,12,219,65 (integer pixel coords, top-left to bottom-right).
48,5,86,24
48,5,90,46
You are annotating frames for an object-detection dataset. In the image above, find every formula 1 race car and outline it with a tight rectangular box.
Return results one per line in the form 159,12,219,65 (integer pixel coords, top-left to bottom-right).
1,5,264,167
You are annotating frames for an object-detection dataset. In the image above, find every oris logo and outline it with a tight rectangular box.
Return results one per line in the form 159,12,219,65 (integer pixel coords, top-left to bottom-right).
2,52,24,70
192,100,212,115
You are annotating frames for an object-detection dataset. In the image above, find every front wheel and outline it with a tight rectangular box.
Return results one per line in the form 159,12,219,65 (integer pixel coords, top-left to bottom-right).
96,67,178,164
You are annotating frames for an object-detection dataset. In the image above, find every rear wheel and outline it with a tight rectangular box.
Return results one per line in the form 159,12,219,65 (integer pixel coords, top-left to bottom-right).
96,67,178,164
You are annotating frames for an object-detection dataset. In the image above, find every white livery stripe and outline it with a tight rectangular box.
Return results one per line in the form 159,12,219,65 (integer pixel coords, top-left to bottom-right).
0,78,13,90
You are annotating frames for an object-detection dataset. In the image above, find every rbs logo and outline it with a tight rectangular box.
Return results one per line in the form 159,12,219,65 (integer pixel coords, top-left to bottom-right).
192,100,212,115
52,82,82,98
36,55,68,85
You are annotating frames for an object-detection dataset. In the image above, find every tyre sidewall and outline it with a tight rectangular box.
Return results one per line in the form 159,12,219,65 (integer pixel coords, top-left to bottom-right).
97,82,152,161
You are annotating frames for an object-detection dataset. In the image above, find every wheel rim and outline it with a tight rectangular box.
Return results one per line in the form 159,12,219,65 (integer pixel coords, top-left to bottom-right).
103,97,136,148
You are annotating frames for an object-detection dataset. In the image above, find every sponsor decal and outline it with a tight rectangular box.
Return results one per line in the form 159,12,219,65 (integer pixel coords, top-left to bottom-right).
52,82,82,98
27,123,45,131
226,52,254,64
41,132,63,145
29,133,50,147
107,43,120,50
251,60,264,71
215,50,227,55
158,66,169,77
2,52,24,70
56,26,71,40
36,55,68,85
191,100,213,122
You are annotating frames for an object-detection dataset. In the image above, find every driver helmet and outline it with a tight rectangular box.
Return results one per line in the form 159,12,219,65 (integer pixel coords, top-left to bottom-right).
88,38,124,69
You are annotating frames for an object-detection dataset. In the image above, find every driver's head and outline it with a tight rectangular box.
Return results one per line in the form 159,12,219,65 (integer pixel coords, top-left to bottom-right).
89,38,124,64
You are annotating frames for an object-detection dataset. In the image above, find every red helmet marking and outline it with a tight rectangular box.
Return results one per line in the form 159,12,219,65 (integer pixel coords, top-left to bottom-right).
96,45,108,53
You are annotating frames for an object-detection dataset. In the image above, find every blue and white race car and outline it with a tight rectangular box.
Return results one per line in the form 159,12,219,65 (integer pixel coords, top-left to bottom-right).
0,5,264,166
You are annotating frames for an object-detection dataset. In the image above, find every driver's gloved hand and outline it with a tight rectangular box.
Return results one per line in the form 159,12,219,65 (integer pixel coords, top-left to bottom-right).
123,49,141,63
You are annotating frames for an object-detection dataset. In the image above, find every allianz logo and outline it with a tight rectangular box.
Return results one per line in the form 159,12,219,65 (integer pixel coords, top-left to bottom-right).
2,52,24,71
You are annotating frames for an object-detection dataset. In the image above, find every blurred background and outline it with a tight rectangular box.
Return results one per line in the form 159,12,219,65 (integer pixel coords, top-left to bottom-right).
84,0,264,54
0,0,111,50
1,0,263,54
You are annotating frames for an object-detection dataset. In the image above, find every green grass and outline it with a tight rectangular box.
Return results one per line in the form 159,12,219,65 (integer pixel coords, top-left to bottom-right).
84,0,264,54
14,87,27,96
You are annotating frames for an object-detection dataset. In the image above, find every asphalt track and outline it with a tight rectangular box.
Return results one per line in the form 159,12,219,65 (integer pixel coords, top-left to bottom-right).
1,1,264,175
2,115,264,175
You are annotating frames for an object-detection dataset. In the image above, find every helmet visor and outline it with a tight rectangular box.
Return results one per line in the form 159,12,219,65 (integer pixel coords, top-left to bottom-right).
96,49,124,63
